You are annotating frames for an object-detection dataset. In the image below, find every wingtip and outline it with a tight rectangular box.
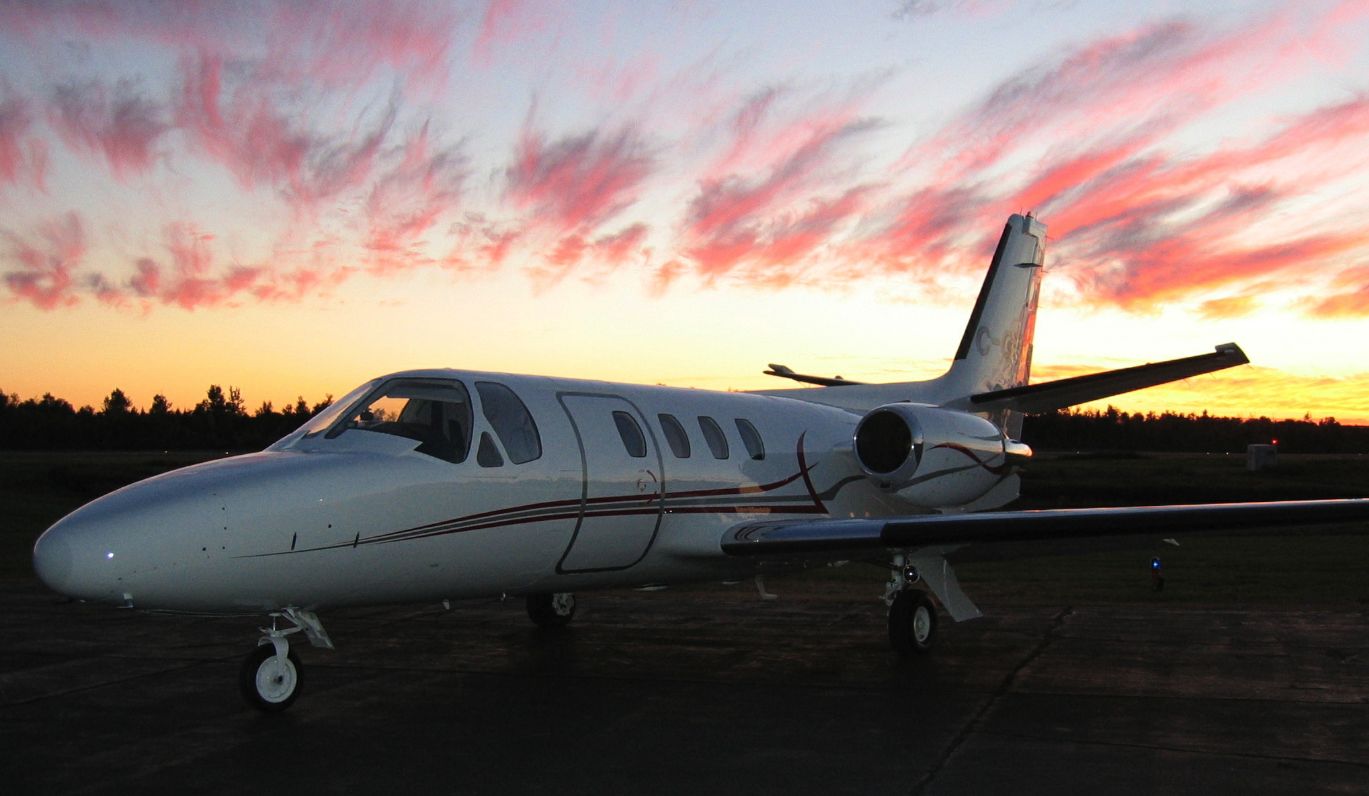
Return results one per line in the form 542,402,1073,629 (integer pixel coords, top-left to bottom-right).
1215,342,1250,365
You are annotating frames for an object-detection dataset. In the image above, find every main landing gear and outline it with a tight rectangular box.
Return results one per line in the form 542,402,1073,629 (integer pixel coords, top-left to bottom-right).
240,608,333,713
885,557,938,655
526,592,576,628
888,589,938,655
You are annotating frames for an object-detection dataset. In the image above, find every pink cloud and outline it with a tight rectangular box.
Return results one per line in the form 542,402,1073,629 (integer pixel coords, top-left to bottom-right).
1080,230,1369,311
2,212,86,309
48,79,170,178
0,89,48,189
87,272,128,308
175,55,400,214
364,121,467,271
473,0,549,68
1306,264,1369,317
3,1,459,93
648,259,686,296
174,56,309,194
593,223,650,263
130,257,160,297
688,186,872,283
540,223,651,274
686,118,875,241
545,234,588,269
672,100,882,284
505,113,654,236
1198,293,1260,320
267,1,459,91
1029,96,1369,310
89,221,267,311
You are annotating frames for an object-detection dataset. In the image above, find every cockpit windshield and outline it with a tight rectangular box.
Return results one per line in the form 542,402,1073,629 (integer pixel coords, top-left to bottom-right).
326,378,474,463
270,379,380,449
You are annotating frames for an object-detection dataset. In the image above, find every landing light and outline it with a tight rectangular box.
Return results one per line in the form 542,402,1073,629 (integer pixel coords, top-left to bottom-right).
105,551,115,560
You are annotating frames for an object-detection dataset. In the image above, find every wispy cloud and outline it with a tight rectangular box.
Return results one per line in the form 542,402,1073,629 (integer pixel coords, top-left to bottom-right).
3,1,1369,325
48,79,170,178
505,110,655,237
473,0,547,68
364,121,468,271
174,55,403,215
0,87,48,190
680,89,880,282
3,212,85,309
1303,264,1369,317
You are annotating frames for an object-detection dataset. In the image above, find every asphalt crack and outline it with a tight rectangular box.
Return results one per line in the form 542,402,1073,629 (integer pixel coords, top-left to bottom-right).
911,606,1074,795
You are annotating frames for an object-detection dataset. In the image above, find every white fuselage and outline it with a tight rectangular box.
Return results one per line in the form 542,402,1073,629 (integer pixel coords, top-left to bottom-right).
34,369,974,614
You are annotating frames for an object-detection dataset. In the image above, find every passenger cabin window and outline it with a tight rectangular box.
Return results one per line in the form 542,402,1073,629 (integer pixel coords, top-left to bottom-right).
613,411,647,458
698,416,729,459
735,419,765,460
476,381,542,464
658,413,690,458
331,379,473,463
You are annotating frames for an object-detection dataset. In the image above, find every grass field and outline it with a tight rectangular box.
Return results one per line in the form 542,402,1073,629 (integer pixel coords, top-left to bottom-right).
4,450,1367,605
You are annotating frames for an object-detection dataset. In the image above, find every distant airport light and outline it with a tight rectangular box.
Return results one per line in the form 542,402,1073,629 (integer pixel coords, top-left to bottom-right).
1151,557,1165,592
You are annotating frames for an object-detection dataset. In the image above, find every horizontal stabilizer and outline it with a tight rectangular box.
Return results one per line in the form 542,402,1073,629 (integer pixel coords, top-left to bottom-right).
963,343,1249,415
722,499,1369,557
763,363,861,387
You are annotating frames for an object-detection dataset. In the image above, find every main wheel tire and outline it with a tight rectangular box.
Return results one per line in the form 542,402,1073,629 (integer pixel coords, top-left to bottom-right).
526,592,576,628
239,644,303,713
888,591,938,655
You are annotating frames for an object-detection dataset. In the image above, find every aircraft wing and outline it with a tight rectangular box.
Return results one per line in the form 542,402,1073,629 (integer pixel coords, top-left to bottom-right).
961,343,1248,415
723,498,1369,557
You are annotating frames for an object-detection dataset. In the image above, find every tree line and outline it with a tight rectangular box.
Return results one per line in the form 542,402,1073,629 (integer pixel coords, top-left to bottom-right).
0,386,332,451
1020,406,1369,454
1,385,1366,453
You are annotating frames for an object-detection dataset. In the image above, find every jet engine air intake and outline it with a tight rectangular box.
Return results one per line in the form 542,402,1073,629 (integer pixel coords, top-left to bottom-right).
853,404,1031,508
854,407,924,480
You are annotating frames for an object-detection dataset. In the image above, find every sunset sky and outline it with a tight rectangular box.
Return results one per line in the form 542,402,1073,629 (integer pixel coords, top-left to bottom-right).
3,1,1368,425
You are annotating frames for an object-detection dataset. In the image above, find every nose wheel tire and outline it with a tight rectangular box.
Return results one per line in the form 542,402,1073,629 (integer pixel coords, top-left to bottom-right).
240,645,303,712
889,590,937,655
526,592,576,628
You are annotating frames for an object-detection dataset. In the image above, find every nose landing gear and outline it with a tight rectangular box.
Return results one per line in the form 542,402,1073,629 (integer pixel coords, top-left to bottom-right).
240,642,303,712
239,608,333,713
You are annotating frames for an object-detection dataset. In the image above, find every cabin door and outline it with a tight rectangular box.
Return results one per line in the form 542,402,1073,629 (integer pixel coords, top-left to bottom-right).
558,394,665,572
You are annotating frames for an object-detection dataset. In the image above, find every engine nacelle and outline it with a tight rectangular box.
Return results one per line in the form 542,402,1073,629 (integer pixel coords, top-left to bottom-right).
853,403,1031,508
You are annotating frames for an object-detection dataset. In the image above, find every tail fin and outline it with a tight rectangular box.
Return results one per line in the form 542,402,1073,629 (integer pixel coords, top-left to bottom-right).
756,214,1045,423
943,214,1046,400
759,213,1246,436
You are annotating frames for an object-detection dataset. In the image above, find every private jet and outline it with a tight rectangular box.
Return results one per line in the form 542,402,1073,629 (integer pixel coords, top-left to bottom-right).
32,214,1369,711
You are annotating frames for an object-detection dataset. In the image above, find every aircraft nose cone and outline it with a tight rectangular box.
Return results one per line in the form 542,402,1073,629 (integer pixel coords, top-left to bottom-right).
32,523,75,595
30,508,128,604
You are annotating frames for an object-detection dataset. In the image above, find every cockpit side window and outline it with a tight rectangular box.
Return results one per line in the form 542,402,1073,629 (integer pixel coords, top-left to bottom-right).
331,379,474,463
476,381,542,464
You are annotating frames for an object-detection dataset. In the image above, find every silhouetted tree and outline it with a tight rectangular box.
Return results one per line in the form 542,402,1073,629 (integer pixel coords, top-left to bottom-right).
1,387,1366,453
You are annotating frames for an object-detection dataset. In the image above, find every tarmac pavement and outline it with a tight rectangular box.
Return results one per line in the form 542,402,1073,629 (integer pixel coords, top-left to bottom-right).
2,579,1366,795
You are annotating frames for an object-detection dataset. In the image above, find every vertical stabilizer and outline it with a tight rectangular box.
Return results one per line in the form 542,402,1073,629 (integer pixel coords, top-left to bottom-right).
943,214,1045,435
755,214,1046,427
